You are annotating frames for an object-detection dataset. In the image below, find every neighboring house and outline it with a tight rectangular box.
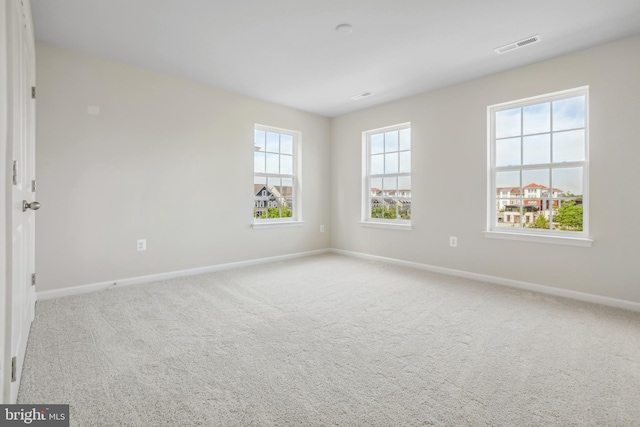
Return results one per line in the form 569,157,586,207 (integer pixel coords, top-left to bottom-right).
497,183,565,211
254,185,292,218
370,188,412,212
495,183,584,227
498,204,540,225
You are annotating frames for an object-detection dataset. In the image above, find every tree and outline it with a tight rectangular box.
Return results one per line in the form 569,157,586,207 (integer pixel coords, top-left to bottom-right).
371,205,397,219
554,200,583,231
266,205,292,218
528,214,549,229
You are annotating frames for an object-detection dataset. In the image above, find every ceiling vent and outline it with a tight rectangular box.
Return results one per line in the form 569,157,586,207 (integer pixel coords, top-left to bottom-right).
350,91,373,101
495,35,540,55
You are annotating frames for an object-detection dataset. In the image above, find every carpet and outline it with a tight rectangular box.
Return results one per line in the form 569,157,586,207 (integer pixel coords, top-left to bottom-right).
18,253,640,426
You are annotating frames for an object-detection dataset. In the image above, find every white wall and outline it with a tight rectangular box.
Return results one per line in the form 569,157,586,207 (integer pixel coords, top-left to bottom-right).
331,35,640,304
35,43,331,292
36,36,640,305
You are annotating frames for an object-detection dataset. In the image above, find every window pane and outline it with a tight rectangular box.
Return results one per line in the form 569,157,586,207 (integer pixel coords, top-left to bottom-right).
399,128,411,151
553,130,585,163
495,108,521,138
265,202,279,218
267,177,281,195
266,132,280,153
399,151,411,173
254,177,266,205
496,170,520,189
371,198,393,219
552,167,583,197
254,130,265,151
553,96,585,131
254,152,265,173
280,134,293,155
281,184,293,198
281,177,293,197
523,134,550,165
371,134,384,154
266,153,279,174
496,137,521,167
370,199,384,218
521,170,548,230
280,154,293,175
385,152,399,174
370,177,382,195
522,169,549,189
385,131,399,152
553,198,583,232
401,203,411,220
282,198,293,218
526,209,550,230
383,176,397,194
385,205,400,219
398,176,411,192
523,102,550,135
522,170,550,213
371,154,384,175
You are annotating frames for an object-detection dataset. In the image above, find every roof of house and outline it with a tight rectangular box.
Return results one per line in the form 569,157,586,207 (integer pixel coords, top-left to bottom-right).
254,184,293,198
497,183,564,195
523,183,547,189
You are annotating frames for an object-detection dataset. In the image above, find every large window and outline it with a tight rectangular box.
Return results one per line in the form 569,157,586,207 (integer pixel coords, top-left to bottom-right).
253,125,300,223
488,87,589,242
363,123,411,225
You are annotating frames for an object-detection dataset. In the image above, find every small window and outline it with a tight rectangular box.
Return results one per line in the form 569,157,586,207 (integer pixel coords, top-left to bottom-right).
488,87,588,239
363,123,411,224
253,125,300,223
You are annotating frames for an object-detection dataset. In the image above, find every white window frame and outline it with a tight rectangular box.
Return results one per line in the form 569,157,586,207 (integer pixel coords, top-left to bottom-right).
486,87,592,247
252,124,302,229
361,122,412,230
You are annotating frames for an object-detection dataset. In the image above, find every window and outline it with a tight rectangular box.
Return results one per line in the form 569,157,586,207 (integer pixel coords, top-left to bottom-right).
488,87,589,243
253,125,300,224
363,123,411,226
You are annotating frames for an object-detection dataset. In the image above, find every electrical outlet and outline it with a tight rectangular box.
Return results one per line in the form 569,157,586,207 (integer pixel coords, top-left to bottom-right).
320,224,325,233
137,239,146,251
449,236,457,247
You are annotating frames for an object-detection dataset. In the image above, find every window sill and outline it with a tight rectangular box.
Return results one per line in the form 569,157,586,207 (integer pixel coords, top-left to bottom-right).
484,230,593,247
359,221,412,231
252,221,304,230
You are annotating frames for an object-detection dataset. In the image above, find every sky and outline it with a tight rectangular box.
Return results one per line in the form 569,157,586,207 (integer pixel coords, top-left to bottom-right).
494,95,586,195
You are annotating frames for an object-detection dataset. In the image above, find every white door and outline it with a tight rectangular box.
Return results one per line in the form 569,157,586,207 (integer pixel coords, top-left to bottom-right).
6,0,36,404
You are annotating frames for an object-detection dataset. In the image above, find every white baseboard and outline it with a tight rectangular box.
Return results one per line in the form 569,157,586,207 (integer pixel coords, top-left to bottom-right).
330,248,640,313
36,249,331,301
37,247,640,313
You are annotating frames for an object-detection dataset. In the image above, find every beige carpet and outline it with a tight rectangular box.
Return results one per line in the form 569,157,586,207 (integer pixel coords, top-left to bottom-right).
18,253,640,426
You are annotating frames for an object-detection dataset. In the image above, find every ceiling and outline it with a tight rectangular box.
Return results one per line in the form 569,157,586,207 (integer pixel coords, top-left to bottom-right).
30,0,640,117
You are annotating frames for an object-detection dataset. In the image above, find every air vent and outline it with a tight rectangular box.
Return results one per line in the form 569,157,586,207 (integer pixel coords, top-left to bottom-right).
350,91,373,101
495,35,540,55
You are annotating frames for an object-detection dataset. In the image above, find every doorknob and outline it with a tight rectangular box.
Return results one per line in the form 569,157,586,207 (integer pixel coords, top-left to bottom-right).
22,200,41,212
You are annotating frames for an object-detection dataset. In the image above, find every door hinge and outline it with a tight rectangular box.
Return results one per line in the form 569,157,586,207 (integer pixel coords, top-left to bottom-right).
31,86,36,99
31,179,36,192
11,357,17,382
13,160,18,185
32,273,36,286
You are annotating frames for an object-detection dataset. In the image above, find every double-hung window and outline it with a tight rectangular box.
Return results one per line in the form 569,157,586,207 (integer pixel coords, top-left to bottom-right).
487,87,590,245
253,125,300,225
362,123,411,227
